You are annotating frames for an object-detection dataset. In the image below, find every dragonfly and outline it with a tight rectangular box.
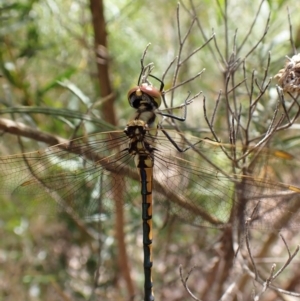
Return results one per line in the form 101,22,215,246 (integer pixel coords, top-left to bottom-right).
1,54,300,301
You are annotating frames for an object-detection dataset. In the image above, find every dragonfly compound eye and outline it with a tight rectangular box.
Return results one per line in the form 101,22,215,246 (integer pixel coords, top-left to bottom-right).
128,84,162,109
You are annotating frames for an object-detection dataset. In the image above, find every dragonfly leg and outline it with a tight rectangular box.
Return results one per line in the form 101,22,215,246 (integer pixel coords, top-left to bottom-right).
158,92,191,121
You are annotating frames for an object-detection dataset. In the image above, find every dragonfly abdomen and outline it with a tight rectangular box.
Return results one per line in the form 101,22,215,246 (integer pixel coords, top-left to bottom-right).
138,160,155,301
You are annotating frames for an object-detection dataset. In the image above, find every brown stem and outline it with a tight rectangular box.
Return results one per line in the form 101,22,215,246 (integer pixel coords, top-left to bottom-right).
89,0,116,126
89,0,134,298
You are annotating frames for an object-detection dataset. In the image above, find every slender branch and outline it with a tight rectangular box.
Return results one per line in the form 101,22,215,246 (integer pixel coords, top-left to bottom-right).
236,0,266,54
272,235,300,280
180,265,202,301
287,7,297,55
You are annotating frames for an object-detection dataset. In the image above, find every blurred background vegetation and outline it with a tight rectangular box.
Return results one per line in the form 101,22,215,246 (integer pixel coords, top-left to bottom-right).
1,0,300,300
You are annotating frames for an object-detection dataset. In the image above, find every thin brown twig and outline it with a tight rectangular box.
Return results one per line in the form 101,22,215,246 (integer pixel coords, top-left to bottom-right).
236,0,266,54
272,235,300,280
242,203,300,299
180,34,215,66
248,79,271,121
244,264,300,298
260,51,271,89
203,94,223,146
188,0,218,62
287,7,297,55
226,78,247,94
180,265,202,301
164,69,205,94
161,56,177,84
169,3,197,107
227,10,270,76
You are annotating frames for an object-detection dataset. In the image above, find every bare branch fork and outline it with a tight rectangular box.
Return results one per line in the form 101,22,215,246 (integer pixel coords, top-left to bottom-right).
185,1,300,300
203,59,300,169
243,210,300,299
180,265,202,301
162,3,214,104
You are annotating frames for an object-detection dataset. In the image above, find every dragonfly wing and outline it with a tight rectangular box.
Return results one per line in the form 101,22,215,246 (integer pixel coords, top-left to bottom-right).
0,131,139,219
152,132,300,230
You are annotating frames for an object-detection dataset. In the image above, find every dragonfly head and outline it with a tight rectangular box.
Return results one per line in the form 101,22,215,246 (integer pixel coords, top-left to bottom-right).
128,83,162,110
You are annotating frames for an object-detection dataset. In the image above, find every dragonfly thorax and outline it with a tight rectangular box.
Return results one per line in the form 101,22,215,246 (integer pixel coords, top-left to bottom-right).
124,120,157,157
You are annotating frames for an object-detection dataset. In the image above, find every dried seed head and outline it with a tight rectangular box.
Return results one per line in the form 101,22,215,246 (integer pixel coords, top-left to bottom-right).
275,54,300,93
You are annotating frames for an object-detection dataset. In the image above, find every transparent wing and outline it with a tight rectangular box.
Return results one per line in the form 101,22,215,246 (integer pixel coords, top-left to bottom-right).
0,131,135,219
0,129,299,229
152,130,300,229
